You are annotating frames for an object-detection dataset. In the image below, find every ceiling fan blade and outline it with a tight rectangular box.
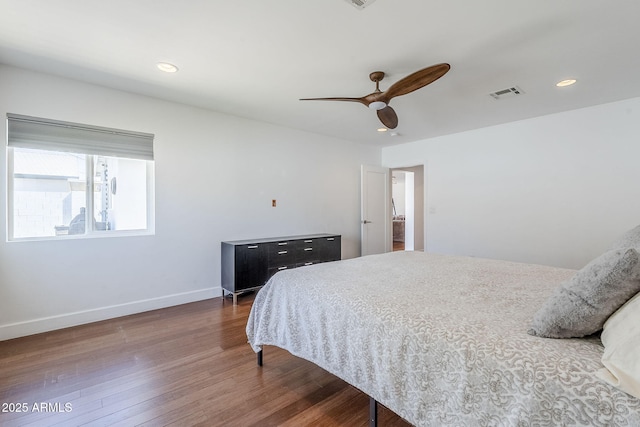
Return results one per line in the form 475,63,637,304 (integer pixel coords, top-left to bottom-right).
377,106,398,129
382,63,450,101
299,97,367,106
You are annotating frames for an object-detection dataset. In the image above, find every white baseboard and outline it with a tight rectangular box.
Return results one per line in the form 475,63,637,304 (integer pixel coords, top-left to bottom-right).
0,287,221,341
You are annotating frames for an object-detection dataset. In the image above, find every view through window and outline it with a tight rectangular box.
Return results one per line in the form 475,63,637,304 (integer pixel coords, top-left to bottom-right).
7,114,154,241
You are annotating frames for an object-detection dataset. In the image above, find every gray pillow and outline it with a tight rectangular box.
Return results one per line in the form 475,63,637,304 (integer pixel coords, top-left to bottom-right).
609,224,640,250
528,248,640,338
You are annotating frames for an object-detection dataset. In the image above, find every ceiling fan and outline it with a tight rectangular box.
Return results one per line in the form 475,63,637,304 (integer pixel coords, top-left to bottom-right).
300,63,450,129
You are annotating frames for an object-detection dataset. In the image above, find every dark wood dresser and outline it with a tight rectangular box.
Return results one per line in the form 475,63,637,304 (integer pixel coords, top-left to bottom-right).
221,233,341,304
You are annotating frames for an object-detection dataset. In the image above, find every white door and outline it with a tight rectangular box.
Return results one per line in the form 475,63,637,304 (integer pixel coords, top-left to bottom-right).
361,165,391,256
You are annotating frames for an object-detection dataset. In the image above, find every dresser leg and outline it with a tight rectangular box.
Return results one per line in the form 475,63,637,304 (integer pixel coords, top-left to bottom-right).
369,397,378,427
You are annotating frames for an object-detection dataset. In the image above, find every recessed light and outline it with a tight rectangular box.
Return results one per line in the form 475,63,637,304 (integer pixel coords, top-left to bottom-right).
556,79,576,87
157,62,179,73
377,128,388,132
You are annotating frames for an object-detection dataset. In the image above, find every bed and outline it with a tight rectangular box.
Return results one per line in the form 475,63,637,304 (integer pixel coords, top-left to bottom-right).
246,250,640,426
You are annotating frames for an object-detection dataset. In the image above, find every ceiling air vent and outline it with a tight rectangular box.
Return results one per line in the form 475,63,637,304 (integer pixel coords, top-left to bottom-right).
344,0,378,10
489,86,524,100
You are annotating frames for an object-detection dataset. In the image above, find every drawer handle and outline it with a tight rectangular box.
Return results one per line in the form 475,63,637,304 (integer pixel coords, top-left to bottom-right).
278,242,288,246
278,266,288,270
304,240,313,243
304,248,313,251
326,238,335,241
304,262,313,266
247,245,258,249
278,250,288,255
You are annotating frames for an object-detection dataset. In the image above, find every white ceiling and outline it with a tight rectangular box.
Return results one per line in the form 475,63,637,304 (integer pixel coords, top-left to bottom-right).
1,1,639,147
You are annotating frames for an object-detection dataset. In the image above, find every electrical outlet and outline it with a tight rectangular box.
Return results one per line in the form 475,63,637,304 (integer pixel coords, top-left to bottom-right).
272,199,277,207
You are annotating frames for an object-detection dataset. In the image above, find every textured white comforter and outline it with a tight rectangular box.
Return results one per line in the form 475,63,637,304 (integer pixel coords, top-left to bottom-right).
246,251,640,426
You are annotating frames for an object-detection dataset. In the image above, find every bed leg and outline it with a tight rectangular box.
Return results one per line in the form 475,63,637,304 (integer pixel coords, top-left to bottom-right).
257,350,263,367
369,397,378,427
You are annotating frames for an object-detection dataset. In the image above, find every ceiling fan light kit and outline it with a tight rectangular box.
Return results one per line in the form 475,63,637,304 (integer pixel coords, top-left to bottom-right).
300,63,450,129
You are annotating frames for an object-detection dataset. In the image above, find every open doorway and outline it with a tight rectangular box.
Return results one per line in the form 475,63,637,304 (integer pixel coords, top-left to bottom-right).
391,166,424,251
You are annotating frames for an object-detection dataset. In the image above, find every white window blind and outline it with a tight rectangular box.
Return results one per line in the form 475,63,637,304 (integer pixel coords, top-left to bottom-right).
7,113,154,161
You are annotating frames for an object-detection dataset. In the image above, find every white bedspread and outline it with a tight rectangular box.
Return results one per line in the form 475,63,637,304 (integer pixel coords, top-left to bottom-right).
246,251,640,426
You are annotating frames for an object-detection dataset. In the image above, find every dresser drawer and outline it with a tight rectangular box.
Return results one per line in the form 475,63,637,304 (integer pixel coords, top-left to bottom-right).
267,240,299,266
293,238,320,264
221,242,268,293
267,264,292,278
317,236,341,261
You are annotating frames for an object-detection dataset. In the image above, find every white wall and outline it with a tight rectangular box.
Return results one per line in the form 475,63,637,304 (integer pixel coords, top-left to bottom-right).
0,65,380,340
383,97,640,270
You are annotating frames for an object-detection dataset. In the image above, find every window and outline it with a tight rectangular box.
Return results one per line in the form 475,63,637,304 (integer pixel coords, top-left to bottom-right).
7,114,154,241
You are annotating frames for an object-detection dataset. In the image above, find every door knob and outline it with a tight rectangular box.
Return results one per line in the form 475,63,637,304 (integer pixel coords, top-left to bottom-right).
363,220,372,224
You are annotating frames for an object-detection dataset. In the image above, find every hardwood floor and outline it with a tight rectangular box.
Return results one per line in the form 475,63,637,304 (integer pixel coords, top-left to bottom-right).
0,293,412,427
